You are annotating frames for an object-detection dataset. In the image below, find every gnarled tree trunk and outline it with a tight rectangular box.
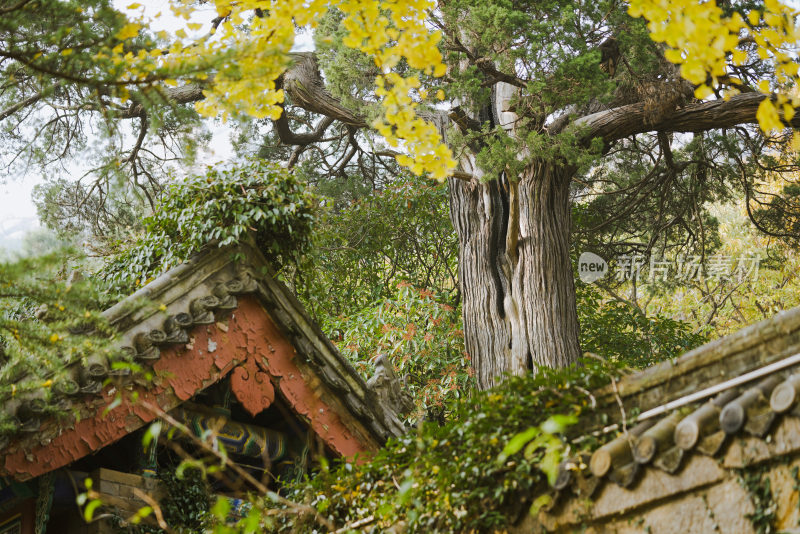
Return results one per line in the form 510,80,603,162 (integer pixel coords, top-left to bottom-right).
450,160,580,389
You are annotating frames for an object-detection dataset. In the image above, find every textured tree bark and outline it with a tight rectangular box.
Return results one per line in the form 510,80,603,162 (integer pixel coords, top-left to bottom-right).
449,161,579,389
449,176,513,388
517,161,581,369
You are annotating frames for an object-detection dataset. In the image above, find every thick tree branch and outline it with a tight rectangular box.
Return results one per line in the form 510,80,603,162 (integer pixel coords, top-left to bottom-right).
279,53,367,129
0,89,44,121
274,115,334,147
440,30,528,89
118,84,206,119
449,106,482,133
577,92,781,144
116,53,367,129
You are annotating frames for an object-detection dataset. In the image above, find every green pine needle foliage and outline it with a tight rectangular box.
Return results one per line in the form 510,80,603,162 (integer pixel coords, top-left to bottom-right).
0,250,117,428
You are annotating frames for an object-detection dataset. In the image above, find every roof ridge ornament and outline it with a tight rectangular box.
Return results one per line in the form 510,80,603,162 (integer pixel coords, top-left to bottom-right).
367,354,414,417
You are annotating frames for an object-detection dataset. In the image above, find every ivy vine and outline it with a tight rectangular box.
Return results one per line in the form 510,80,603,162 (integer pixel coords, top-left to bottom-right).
101,159,316,295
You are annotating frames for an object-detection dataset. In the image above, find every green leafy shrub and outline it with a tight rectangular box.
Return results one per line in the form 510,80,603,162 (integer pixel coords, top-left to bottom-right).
248,357,627,533
577,283,707,368
297,176,458,321
325,281,471,419
101,159,316,294
128,466,211,534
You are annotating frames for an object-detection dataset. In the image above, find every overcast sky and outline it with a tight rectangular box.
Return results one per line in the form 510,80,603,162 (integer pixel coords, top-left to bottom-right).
0,1,224,245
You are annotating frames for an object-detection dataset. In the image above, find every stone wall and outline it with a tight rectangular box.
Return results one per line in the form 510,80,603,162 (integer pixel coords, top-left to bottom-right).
86,468,161,534
516,416,800,533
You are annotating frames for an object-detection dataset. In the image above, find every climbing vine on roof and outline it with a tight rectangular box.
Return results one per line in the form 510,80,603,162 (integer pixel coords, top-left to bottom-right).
101,159,316,295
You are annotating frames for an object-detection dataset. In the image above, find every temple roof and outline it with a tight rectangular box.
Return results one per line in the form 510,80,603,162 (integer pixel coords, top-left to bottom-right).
0,240,407,480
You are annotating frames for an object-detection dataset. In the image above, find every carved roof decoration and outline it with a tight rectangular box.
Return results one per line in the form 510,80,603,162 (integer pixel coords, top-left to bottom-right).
530,305,800,531
0,240,407,480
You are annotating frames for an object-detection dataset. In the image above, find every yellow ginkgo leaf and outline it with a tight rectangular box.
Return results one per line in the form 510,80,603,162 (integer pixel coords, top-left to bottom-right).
791,131,800,152
694,85,713,100
756,99,783,131
116,23,141,41
664,49,683,64
731,49,747,66
782,103,795,122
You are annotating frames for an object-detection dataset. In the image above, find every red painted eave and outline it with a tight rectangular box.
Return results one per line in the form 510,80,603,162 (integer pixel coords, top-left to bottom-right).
2,296,373,480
